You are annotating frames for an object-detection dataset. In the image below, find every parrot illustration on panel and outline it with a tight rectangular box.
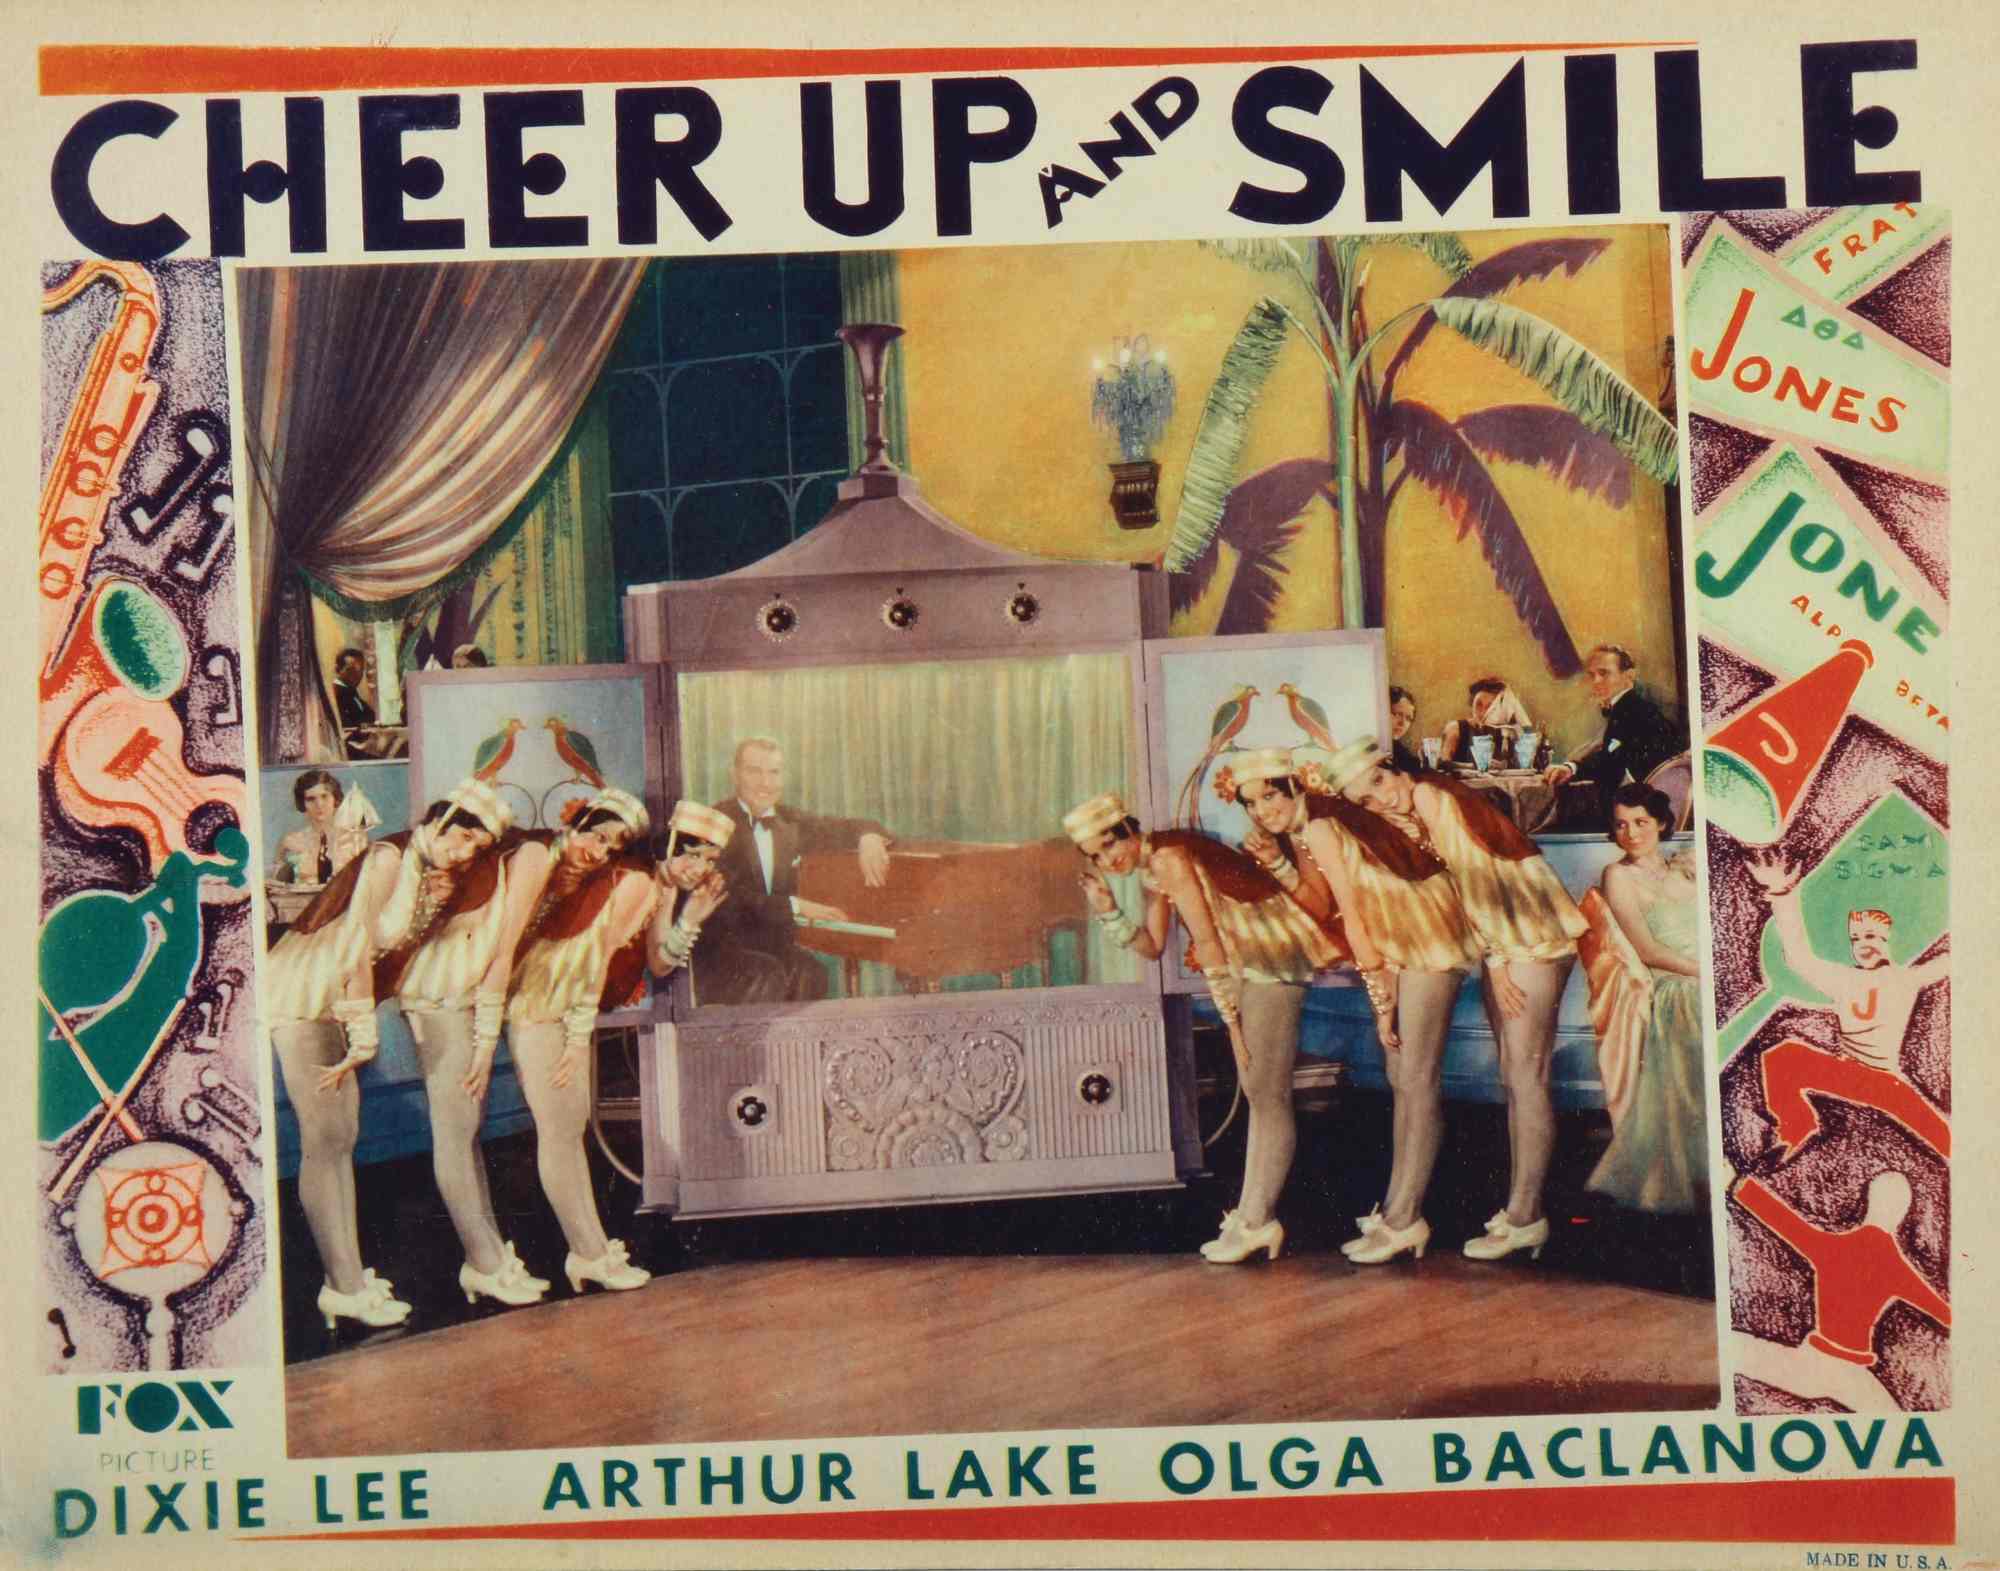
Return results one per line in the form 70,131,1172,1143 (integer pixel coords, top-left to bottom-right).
1275,682,1338,752
471,718,525,781
1175,684,1258,827
546,716,607,788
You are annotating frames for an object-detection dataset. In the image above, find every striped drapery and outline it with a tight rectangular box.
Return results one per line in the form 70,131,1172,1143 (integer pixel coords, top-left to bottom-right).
485,398,620,667
239,259,644,761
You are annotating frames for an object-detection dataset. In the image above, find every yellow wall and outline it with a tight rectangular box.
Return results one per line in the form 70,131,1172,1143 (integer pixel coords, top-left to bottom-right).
897,225,1681,756
898,238,1343,629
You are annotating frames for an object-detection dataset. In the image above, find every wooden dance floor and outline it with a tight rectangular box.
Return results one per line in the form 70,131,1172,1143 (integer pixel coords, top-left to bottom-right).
285,1250,1720,1458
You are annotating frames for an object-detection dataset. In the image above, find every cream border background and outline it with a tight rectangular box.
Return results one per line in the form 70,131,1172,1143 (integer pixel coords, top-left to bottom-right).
2,2,1994,1567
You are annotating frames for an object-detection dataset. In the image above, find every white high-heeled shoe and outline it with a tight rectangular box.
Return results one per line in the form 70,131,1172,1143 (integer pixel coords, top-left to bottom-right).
319,1272,412,1330
1346,1216,1430,1265
1197,1209,1240,1260
501,1240,551,1293
1340,1205,1386,1258
1462,1213,1549,1261
566,1238,651,1293
1203,1216,1284,1264
460,1244,549,1307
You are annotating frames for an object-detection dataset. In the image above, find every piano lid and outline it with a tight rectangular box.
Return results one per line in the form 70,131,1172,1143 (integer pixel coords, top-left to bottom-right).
677,323,1060,582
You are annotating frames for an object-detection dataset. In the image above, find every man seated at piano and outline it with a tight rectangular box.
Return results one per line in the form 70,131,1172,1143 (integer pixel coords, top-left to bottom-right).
689,736,896,1005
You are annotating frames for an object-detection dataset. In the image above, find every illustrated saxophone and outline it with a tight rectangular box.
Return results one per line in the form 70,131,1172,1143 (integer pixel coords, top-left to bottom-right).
39,261,161,681
39,262,246,869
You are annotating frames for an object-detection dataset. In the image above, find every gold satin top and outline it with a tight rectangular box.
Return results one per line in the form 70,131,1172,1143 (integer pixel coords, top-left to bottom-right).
507,865,659,1024
1419,783,1586,963
1305,815,1481,974
265,841,402,1024
397,857,513,1012
1145,839,1344,984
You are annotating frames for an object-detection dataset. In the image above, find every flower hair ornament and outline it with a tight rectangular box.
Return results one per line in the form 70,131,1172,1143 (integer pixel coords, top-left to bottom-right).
1210,763,1240,803
1299,759,1332,795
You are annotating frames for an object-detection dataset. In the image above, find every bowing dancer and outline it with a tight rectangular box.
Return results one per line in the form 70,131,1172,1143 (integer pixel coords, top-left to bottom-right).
1064,789,1345,1265
265,778,508,1330
1319,739,1586,1262
1236,748,1483,1265
648,799,735,981
503,787,662,1295
392,779,554,1310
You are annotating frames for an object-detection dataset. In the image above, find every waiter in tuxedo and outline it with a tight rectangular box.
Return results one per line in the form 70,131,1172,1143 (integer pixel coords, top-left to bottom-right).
1544,643,1687,827
689,736,894,1004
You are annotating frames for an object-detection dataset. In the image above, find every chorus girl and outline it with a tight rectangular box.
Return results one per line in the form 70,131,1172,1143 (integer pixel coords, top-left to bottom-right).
265,778,510,1330
1318,739,1586,1262
647,799,735,979
1065,788,1344,1264
502,787,665,1293
1235,746,1482,1265
393,780,553,1309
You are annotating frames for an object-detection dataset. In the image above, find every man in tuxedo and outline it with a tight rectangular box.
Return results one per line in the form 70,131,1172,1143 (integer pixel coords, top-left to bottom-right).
1544,644,1687,828
689,736,893,1005
331,647,376,730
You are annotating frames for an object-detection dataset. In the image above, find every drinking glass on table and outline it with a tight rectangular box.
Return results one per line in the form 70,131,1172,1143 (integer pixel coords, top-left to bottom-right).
1421,736,1443,769
1470,733,1495,772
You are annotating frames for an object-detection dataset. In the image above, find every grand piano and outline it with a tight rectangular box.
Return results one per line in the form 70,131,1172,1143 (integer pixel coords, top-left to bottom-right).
795,837,1092,995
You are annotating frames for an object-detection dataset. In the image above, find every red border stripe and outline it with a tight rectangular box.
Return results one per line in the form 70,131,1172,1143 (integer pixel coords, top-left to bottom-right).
40,42,1689,97
254,1476,1953,1546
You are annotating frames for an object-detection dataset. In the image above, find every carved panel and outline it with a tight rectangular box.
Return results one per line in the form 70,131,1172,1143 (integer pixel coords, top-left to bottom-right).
825,1029,1027,1170
667,994,1170,1187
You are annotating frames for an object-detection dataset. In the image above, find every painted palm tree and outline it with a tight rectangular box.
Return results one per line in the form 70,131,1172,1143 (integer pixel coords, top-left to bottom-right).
1163,234,1680,677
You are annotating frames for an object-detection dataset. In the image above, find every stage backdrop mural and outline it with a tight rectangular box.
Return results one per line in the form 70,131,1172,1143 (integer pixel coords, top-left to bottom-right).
900,226,1682,765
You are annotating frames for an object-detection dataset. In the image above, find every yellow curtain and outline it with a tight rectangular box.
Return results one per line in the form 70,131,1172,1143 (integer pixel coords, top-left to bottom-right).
678,653,1129,838
484,399,618,667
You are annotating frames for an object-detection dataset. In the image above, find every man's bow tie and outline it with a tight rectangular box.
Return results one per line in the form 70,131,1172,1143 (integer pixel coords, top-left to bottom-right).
753,814,776,828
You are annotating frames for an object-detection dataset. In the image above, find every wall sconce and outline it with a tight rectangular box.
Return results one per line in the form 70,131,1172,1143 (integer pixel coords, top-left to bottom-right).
1091,335,1176,529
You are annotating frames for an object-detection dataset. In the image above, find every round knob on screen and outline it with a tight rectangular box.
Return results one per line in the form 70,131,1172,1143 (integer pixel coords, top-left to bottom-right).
758,600,798,640
1006,591,1040,626
734,1093,769,1128
882,597,920,631
1078,1072,1114,1106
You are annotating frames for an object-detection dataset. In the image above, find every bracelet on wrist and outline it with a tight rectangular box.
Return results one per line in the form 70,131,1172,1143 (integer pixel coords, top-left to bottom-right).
1092,907,1140,948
